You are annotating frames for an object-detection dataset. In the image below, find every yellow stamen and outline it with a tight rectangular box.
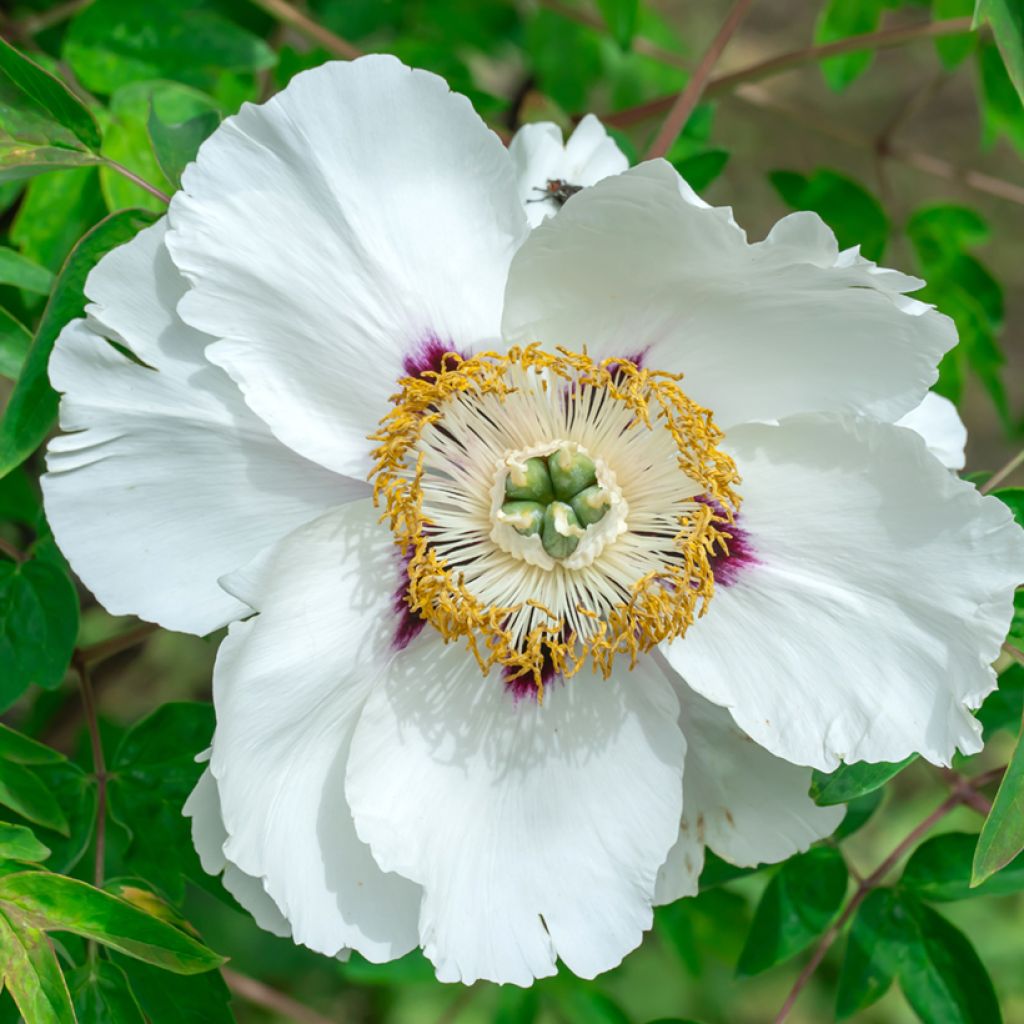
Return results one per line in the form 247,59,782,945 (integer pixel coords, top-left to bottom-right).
368,345,741,688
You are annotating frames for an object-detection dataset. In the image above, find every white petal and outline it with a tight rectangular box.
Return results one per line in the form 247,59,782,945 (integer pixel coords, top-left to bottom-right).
663,416,1024,771
184,768,292,938
167,55,527,478
896,392,967,471
654,656,843,904
346,640,686,985
42,220,355,636
509,114,628,227
209,500,421,961
502,161,956,426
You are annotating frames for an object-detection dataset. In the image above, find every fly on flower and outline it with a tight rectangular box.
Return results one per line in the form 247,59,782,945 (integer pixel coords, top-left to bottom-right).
42,56,1024,986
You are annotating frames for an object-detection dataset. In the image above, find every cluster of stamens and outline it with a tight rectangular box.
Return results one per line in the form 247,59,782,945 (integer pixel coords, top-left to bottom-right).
369,345,740,695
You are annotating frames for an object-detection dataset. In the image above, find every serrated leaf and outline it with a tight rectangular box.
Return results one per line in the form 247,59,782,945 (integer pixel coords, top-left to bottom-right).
903,831,1024,900
0,824,49,864
70,959,145,1024
0,872,224,973
975,0,1024,99
769,168,889,261
106,703,214,902
737,846,848,976
64,0,276,96
972,723,1024,885
0,38,101,151
595,0,639,49
0,760,69,835
811,756,917,805
815,0,885,91
0,556,79,707
0,248,53,295
837,889,1002,1022
0,307,31,381
0,207,155,479
0,908,75,1024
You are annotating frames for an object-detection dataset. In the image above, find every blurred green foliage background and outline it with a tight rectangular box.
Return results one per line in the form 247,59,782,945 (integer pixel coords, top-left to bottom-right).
0,1,1023,1023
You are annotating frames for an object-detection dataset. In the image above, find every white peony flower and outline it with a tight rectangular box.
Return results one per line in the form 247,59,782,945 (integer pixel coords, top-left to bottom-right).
42,56,1024,986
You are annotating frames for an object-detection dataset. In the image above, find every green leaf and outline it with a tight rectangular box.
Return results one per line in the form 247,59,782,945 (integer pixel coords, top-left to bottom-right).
28,760,97,875
0,724,64,766
673,149,729,192
837,889,1002,1022
906,204,1008,423
972,722,1024,885
0,872,225,974
106,703,214,903
769,168,889,261
978,663,1024,740
903,831,1024,900
815,0,885,91
0,308,32,381
595,0,639,49
0,42,102,183
834,788,885,840
0,556,79,707
975,0,1024,99
0,760,69,835
0,38,101,151
737,846,848,976
551,987,631,1024
64,0,276,95
526,9,604,111
70,959,145,1024
147,104,220,189
10,167,107,273
112,953,235,1024
0,824,49,864
977,41,1024,153
100,80,217,212
0,207,155,479
0,909,75,1024
495,988,539,1024
933,0,977,67
811,756,917,806
994,486,1024,525
0,248,53,295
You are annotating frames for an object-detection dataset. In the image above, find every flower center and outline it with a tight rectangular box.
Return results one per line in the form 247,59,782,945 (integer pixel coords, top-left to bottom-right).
491,441,627,569
370,345,740,694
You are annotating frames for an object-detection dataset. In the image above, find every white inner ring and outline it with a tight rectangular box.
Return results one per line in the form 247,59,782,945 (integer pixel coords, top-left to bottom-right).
488,439,629,572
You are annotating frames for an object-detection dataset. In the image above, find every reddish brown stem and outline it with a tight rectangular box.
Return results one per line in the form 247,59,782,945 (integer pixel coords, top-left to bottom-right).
247,0,362,60
644,0,756,160
222,968,338,1024
74,655,107,889
78,622,158,667
774,774,996,1023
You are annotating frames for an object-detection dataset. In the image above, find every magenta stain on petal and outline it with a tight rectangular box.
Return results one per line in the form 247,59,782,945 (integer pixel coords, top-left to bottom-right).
392,555,426,651
503,650,559,704
697,496,758,587
403,334,466,379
